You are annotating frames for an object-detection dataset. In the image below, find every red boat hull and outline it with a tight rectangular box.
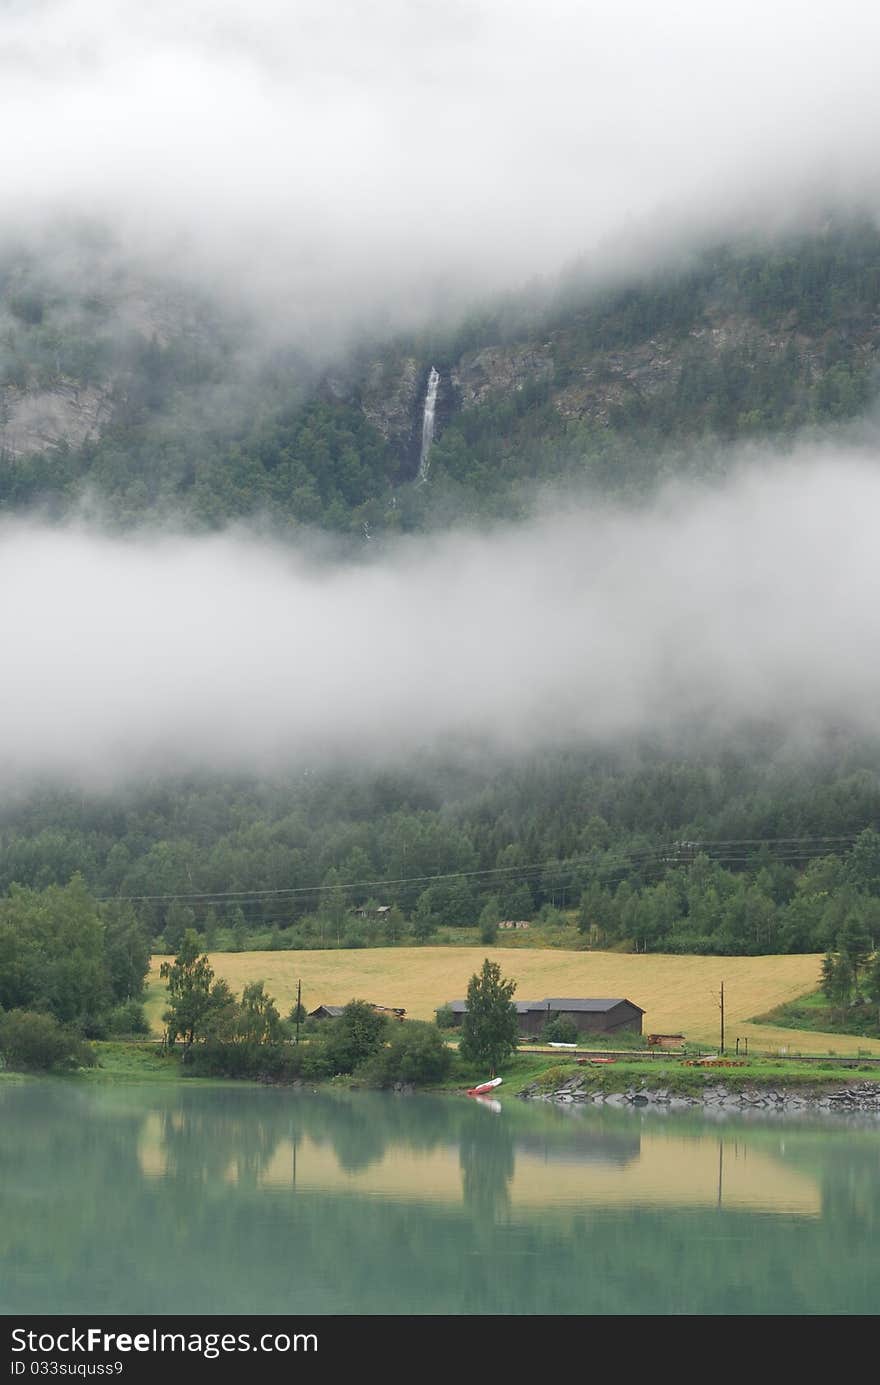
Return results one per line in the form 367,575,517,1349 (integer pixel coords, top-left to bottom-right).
466,1078,503,1096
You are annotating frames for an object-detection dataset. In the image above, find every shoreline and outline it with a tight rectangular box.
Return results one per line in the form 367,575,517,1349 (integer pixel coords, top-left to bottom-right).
519,1074,880,1114
8,1039,880,1113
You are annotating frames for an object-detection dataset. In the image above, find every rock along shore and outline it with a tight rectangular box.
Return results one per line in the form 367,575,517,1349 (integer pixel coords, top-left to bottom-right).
519,1075,880,1114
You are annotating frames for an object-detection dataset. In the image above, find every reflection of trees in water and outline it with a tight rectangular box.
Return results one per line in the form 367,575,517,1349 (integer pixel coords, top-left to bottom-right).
459,1108,515,1223
309,1098,390,1173
0,1082,166,1309
3,1085,880,1315
158,1096,283,1192
151,1088,468,1182
818,1143,880,1233
0,1082,145,1206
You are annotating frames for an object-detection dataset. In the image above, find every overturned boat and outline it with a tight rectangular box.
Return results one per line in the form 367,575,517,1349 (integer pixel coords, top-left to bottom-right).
466,1076,503,1097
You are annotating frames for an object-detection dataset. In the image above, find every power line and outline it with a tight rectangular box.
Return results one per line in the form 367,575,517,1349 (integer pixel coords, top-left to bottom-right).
99,846,666,902
97,830,867,908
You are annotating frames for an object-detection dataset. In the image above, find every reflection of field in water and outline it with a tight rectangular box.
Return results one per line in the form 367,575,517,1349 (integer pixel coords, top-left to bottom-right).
5,1083,879,1315
138,1108,820,1216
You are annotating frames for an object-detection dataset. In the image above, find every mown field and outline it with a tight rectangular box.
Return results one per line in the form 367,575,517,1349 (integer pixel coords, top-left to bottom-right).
147,947,880,1055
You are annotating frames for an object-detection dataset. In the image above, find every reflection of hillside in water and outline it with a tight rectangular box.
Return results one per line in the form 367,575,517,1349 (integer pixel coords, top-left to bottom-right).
513,1127,640,1168
2,1082,878,1316
127,1089,818,1215
0,1082,818,1217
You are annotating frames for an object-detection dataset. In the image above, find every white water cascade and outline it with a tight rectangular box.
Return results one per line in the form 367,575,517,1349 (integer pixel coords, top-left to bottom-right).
416,366,440,484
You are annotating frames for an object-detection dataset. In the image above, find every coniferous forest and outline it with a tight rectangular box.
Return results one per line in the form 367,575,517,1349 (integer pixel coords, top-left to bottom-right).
3,221,880,980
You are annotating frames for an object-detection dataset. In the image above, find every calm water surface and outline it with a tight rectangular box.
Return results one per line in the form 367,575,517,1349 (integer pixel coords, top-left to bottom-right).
1,1081,878,1315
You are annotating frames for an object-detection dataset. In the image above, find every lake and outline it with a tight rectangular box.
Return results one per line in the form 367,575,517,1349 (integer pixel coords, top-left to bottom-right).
1,1081,878,1315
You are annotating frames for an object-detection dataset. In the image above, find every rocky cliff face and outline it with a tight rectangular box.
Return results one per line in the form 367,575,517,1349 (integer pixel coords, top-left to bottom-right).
0,249,228,462
1,382,113,458
451,343,555,409
4,232,879,485
359,354,422,454
551,338,679,424
350,298,879,451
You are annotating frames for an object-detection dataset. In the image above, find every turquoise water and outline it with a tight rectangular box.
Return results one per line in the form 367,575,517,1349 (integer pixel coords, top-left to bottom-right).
1,1081,878,1315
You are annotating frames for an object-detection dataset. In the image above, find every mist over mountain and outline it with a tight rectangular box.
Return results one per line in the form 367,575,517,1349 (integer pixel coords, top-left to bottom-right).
3,218,880,533
5,1,880,330
3,453,880,783
4,3,880,957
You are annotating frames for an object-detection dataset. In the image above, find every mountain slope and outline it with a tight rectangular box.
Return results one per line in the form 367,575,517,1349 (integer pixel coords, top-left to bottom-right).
2,220,879,530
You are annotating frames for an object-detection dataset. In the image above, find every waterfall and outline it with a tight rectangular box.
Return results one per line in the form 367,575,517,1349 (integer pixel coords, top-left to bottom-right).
416,366,440,484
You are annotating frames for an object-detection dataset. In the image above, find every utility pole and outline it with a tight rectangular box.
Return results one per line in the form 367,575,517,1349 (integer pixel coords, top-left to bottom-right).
295,978,302,1046
718,980,725,1056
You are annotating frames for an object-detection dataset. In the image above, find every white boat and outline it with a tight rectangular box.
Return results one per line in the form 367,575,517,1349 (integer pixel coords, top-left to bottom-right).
466,1076,503,1096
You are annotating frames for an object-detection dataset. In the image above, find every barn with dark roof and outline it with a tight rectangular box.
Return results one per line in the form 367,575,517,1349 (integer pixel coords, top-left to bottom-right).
446,997,644,1038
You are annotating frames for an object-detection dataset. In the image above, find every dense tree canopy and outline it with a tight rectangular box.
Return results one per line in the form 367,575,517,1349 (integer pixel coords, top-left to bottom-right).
1,761,880,960
0,876,149,1032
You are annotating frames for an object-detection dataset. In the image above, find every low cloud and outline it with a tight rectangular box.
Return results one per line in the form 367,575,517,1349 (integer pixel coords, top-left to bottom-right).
3,2,880,331
3,449,880,782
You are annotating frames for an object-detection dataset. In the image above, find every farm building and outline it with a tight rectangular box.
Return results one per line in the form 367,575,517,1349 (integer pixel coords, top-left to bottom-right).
447,997,644,1038
309,1002,406,1021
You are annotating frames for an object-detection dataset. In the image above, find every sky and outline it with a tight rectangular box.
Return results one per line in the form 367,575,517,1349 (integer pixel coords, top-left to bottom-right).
3,1,880,328
3,452,880,782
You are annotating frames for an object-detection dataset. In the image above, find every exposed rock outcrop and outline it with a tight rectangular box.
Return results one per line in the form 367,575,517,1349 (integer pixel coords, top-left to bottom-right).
1,381,113,458
451,344,554,410
359,355,422,451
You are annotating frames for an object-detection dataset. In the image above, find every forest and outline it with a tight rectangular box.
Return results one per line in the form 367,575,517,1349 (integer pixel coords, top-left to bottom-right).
3,221,880,966
2,219,880,531
2,747,880,961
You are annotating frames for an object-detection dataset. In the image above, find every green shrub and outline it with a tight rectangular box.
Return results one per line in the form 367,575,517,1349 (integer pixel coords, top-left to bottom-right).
298,1044,334,1080
435,1004,456,1030
106,1000,150,1036
536,905,568,927
324,1001,388,1074
186,1040,331,1081
186,1041,266,1078
357,1021,452,1087
541,1015,579,1045
534,1063,573,1092
0,1010,95,1072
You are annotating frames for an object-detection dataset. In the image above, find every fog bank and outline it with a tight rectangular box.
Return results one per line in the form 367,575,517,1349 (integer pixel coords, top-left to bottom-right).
4,2,880,329
2,453,880,781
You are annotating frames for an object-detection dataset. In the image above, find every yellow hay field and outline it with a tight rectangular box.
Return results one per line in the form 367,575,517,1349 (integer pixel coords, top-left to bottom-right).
148,947,880,1054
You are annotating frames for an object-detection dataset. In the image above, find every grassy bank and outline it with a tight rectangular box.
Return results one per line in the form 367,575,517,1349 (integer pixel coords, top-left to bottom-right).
1,1041,182,1085
515,1056,880,1099
5,1038,880,1102
81,1042,184,1083
753,990,880,1040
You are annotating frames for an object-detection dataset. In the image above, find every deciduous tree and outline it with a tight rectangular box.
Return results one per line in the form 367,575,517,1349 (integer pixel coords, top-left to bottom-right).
459,958,519,1076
